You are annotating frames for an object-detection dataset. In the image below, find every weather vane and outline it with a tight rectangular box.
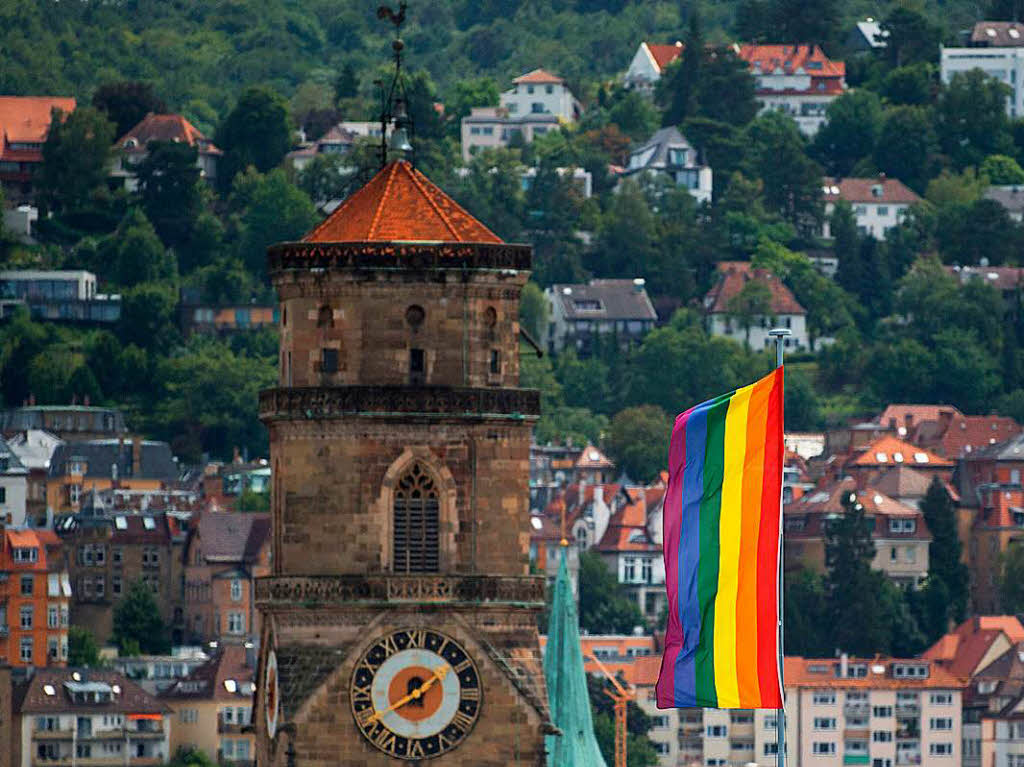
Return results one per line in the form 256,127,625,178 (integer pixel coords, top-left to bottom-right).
376,2,414,167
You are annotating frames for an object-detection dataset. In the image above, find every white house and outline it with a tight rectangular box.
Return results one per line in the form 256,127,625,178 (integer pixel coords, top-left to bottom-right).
617,126,713,203
703,261,809,351
0,437,27,526
544,278,658,356
739,44,847,135
941,22,1024,118
623,41,683,91
460,69,580,161
822,176,921,240
111,113,220,191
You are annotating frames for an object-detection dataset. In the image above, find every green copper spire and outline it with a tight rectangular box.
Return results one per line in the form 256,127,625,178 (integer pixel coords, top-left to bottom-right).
544,545,608,767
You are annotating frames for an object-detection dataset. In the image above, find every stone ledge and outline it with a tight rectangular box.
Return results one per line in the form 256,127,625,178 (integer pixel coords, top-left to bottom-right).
259,386,541,422
268,241,531,273
256,574,546,608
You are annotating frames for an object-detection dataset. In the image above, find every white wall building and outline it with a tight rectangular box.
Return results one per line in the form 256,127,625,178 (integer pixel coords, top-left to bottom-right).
704,262,810,352
623,42,684,91
822,176,921,241
941,21,1024,118
0,437,28,526
617,126,713,204
460,69,580,161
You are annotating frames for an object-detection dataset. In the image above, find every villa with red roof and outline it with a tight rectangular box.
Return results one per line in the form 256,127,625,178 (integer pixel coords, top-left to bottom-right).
112,113,222,190
821,175,922,241
703,261,809,352
0,96,76,202
460,68,581,161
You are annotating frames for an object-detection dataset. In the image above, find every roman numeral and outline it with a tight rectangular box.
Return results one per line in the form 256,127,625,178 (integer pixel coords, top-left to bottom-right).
405,629,427,647
460,686,480,701
438,731,454,750
352,684,372,705
370,725,396,752
356,658,378,676
408,740,426,758
380,635,399,657
454,659,472,673
354,707,376,728
452,710,475,731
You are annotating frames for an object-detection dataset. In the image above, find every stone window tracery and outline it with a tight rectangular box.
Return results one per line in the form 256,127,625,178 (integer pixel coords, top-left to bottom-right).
393,463,440,573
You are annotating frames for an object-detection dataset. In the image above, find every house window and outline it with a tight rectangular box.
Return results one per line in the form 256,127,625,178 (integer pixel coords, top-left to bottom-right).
623,557,636,582
409,348,425,385
48,605,58,628
14,547,38,563
48,636,58,660
877,206,889,216
527,85,535,94
231,579,243,601
873,731,893,742
706,725,727,737
68,484,81,505
20,636,32,662
392,462,440,573
113,547,122,564
545,84,554,94
531,102,544,113
321,348,339,373
21,575,33,595
812,742,836,755
20,606,33,629
112,576,122,596
930,692,953,705
929,743,953,756
813,717,836,730
930,717,953,730
227,612,245,634
873,706,893,717
812,691,835,705
641,558,653,583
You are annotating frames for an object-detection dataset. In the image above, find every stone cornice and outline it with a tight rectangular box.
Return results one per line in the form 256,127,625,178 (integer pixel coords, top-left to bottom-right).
259,386,541,422
255,574,546,609
267,241,531,275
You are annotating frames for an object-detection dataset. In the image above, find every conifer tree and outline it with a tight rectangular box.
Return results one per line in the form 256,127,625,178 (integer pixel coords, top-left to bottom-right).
920,477,969,623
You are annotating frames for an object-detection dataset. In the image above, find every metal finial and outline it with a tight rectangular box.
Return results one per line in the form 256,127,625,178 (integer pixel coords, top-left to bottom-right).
376,2,414,167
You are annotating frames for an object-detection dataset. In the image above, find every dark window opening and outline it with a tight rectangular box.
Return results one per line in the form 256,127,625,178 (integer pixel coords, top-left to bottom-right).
406,305,425,329
490,349,501,374
409,348,425,385
317,305,333,328
393,462,440,573
322,348,339,373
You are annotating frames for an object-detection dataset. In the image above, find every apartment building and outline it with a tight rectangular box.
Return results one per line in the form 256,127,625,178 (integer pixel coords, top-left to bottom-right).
11,668,171,767
181,512,271,644
0,270,121,323
0,528,70,668
57,510,185,646
160,644,256,767
941,22,1024,118
785,656,963,767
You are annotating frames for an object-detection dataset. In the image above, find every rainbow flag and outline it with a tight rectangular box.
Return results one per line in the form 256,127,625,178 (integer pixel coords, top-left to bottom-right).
656,368,784,709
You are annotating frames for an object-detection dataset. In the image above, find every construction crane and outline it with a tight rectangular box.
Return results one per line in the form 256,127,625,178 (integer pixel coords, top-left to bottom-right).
586,651,634,767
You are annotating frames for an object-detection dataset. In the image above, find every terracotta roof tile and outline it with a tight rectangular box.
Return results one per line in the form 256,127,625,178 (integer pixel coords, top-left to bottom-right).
971,21,1024,46
193,511,270,563
645,42,684,71
513,68,565,84
16,669,169,714
0,96,75,148
738,44,845,78
784,657,964,689
304,160,502,244
851,436,953,468
824,176,920,205
117,113,220,154
704,261,806,315
924,617,1024,677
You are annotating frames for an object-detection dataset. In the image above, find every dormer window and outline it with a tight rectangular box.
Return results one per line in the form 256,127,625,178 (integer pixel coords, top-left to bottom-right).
872,185,883,198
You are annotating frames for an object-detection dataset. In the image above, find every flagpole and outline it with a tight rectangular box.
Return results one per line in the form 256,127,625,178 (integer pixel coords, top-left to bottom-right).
768,327,790,767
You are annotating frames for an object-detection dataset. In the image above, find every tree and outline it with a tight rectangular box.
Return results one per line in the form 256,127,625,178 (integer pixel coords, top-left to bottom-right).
216,87,292,191
937,70,1014,169
727,278,773,348
588,674,660,767
880,5,942,68
68,626,101,667
659,9,703,126
519,281,548,341
165,747,217,767
874,106,938,193
658,35,757,127
603,406,671,483
105,209,177,288
334,62,360,102
92,81,167,137
743,112,824,237
446,76,500,136
784,568,829,656
881,63,936,106
37,106,116,213
578,551,645,635
135,140,204,252
765,0,839,48
119,281,180,353
825,491,892,655
813,90,883,176
1000,544,1024,612
297,153,353,209
113,580,170,655
232,168,318,276
785,368,822,431
982,154,1024,185
920,477,969,626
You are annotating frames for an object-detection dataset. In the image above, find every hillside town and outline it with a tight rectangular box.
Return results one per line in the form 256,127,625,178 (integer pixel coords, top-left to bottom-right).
3,1,1024,766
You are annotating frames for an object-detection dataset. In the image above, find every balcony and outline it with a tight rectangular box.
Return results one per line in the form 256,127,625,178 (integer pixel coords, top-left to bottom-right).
895,753,921,766
217,752,254,767
895,704,920,717
844,757,870,765
218,715,248,735
844,728,870,739
896,722,920,740
256,574,546,609
844,703,870,717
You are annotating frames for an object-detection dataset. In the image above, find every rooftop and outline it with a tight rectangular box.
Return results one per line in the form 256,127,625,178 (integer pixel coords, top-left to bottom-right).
303,159,502,244
784,657,963,689
549,279,658,322
15,669,168,714
48,439,178,480
513,68,565,84
704,261,806,316
823,176,921,205
970,21,1024,47
849,435,953,468
0,96,76,146
191,511,271,563
117,113,220,154
738,44,845,79
643,42,684,72
159,644,254,702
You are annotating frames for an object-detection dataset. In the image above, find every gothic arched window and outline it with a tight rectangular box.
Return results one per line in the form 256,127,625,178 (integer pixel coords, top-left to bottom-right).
393,463,440,573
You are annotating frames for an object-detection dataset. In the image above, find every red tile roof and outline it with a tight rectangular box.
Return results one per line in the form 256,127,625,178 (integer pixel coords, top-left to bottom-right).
513,68,565,84
596,487,656,552
575,444,614,469
304,160,502,244
645,42,684,71
923,616,1024,677
784,657,964,689
878,404,963,430
0,96,75,146
824,176,920,205
787,478,920,518
704,261,806,315
117,113,220,154
15,669,169,714
948,264,1024,291
738,44,845,78
850,436,953,468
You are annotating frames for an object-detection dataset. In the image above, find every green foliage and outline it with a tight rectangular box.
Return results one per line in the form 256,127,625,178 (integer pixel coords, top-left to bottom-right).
1000,544,1024,613
519,281,548,341
588,673,660,767
937,70,1015,169
925,168,988,207
165,747,217,767
105,209,177,288
37,106,116,214
919,478,969,631
578,550,645,635
881,5,943,68
216,87,293,191
113,580,170,655
881,63,936,106
92,81,167,137
68,626,101,667
603,405,671,483
726,278,773,347
874,106,938,193
981,154,1024,185
237,489,271,512
232,168,318,276
136,140,204,253
813,90,883,177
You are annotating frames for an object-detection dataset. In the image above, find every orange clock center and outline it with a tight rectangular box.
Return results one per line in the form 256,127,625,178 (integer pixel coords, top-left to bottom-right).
387,666,444,722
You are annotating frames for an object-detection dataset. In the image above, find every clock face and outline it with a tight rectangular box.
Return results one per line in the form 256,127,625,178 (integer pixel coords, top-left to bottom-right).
350,629,482,760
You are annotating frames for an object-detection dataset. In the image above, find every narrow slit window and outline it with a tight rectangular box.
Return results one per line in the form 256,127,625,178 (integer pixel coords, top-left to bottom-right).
490,349,501,374
322,348,338,373
409,348,425,384
393,463,439,573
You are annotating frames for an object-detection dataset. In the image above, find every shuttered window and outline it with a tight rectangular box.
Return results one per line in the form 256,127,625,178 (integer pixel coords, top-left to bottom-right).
393,463,439,573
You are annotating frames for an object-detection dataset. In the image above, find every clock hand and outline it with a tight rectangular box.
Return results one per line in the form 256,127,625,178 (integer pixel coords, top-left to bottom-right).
366,664,451,724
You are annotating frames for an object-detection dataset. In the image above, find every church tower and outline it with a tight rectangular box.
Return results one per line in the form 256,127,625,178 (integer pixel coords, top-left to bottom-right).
251,156,552,765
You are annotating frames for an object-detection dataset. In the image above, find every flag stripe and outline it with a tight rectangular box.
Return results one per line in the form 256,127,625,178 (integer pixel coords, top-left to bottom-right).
657,368,784,710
